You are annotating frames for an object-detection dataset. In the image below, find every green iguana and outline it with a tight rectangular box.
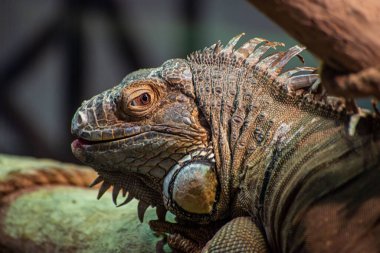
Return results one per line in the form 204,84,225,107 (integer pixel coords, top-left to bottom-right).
71,34,380,253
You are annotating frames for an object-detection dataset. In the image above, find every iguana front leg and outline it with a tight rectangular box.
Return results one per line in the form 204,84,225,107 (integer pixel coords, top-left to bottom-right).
202,217,269,253
150,217,269,253
149,218,225,252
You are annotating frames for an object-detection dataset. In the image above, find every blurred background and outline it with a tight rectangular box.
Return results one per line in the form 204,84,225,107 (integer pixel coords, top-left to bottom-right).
0,0,319,163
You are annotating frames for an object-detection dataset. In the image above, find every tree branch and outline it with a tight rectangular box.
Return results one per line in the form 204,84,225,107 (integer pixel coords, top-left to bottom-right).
248,0,380,98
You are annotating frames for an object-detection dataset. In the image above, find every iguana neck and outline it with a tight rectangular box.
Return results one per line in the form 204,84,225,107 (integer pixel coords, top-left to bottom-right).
190,57,272,218
187,37,379,224
189,53,345,219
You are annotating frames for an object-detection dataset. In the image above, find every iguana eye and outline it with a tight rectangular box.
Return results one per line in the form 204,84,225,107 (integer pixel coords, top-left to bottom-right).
121,84,158,117
130,93,151,107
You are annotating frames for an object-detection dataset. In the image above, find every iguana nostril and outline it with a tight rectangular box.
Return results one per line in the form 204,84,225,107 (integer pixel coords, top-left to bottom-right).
76,111,88,127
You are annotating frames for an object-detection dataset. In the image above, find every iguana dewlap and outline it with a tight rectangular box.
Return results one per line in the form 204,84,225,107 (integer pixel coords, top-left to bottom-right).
71,34,380,253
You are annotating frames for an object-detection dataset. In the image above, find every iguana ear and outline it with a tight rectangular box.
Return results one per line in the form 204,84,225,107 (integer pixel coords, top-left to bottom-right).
161,59,195,98
162,149,218,222
163,160,217,215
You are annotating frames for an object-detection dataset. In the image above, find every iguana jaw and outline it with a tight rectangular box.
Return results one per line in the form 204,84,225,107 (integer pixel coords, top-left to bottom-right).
71,127,148,151
72,134,133,148
71,130,209,222
71,124,207,151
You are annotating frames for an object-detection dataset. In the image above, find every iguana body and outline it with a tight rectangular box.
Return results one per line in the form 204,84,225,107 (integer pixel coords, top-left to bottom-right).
71,34,380,252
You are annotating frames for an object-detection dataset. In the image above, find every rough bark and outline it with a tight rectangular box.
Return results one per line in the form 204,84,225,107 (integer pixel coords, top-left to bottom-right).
248,0,380,98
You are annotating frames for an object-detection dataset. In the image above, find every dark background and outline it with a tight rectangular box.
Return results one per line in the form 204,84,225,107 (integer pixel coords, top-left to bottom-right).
0,0,318,163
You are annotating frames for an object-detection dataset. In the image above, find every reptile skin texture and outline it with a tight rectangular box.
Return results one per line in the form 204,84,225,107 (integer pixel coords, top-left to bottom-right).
71,34,380,252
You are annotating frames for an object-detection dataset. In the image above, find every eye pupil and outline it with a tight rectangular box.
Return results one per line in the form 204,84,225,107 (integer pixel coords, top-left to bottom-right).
140,93,150,104
129,92,152,108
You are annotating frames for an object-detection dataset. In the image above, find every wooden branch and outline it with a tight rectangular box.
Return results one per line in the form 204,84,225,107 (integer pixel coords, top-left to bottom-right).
322,65,380,99
248,0,380,98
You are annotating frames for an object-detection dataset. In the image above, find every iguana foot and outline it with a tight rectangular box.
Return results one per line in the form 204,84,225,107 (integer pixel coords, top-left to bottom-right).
149,219,225,252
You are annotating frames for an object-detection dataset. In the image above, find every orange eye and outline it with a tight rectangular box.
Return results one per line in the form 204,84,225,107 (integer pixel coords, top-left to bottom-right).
130,92,151,107
121,83,158,117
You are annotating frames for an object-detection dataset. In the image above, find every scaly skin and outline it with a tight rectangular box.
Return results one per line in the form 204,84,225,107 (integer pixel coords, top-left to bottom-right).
71,34,380,252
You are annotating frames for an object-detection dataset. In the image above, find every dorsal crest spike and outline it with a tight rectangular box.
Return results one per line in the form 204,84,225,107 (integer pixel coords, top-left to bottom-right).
296,54,305,64
221,33,245,54
208,43,217,50
245,41,285,66
278,66,317,81
214,40,222,53
257,51,286,70
188,34,349,115
267,45,307,75
286,74,320,91
235,37,267,59
279,45,305,63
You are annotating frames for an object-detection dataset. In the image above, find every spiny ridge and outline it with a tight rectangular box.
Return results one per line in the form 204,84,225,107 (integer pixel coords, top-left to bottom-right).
89,176,103,188
235,37,267,59
187,33,350,116
138,200,150,223
97,181,111,199
156,205,168,221
112,184,122,205
94,179,137,208
117,193,134,207
92,179,167,223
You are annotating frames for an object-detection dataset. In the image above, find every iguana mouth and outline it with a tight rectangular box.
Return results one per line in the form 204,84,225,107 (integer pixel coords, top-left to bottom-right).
71,130,148,149
73,135,129,146
71,136,127,150
73,138,114,146
72,125,206,151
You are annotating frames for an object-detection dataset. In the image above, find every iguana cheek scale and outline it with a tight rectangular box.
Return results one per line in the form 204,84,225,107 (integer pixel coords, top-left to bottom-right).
71,34,380,252
163,149,217,215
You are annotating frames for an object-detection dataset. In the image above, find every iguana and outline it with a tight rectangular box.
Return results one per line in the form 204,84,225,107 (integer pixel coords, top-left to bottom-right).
71,34,380,253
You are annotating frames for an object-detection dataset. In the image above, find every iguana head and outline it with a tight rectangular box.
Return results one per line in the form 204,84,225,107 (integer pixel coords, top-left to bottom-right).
71,59,222,223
